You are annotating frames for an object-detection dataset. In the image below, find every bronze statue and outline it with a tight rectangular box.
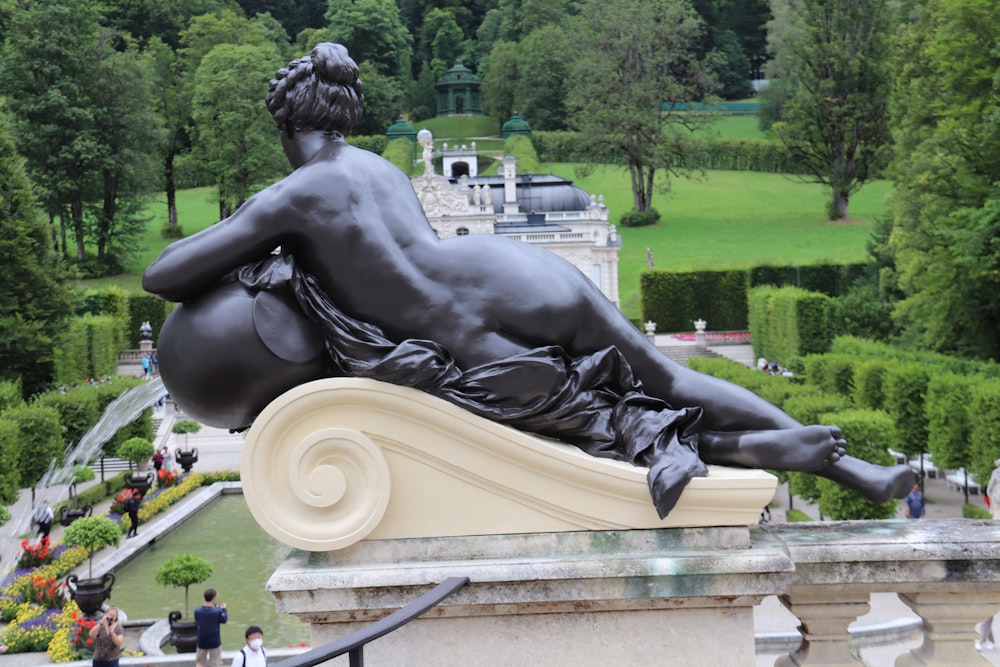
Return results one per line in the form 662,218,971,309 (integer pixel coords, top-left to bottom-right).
144,43,914,517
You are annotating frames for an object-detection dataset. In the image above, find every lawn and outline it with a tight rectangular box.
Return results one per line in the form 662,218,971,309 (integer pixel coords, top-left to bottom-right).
546,164,888,317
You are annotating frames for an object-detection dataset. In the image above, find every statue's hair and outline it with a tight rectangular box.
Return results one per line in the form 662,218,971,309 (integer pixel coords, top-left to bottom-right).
266,43,364,136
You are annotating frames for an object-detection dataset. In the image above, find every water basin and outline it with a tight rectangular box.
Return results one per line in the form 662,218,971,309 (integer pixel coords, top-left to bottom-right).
110,495,310,650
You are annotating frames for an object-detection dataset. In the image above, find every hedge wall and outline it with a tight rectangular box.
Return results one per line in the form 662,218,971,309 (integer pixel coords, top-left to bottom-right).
128,294,172,349
747,286,832,363
640,270,748,333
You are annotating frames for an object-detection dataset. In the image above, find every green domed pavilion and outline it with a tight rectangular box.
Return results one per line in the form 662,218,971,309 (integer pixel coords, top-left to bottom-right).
435,60,482,116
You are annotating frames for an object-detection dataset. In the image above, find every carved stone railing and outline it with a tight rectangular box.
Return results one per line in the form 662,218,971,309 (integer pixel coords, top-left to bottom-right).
268,519,1000,666
764,519,1000,666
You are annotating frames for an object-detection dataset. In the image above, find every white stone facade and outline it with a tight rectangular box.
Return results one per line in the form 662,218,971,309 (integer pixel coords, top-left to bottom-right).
410,136,621,307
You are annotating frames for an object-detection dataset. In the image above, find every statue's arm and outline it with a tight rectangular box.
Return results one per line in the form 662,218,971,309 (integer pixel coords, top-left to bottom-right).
143,188,289,301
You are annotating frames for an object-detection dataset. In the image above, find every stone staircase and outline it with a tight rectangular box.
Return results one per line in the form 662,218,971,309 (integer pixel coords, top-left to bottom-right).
656,344,725,367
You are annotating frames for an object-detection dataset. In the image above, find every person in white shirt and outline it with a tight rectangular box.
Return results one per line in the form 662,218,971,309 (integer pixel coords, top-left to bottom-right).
232,626,266,667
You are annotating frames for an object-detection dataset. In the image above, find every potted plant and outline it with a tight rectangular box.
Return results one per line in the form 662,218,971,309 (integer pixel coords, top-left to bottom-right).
117,437,155,471
60,466,96,526
156,554,213,653
172,420,202,472
118,437,156,493
62,516,121,618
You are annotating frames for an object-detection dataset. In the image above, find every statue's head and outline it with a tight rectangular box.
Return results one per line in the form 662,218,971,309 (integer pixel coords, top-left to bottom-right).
266,43,364,138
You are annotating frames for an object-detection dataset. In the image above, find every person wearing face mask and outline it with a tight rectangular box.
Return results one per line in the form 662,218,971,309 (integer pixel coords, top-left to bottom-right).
232,626,266,667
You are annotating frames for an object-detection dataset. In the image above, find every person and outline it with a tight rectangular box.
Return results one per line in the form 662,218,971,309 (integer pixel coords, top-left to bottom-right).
141,353,151,378
125,492,142,538
143,43,915,517
153,448,164,473
91,605,125,667
977,616,996,652
161,445,174,473
33,503,53,539
988,458,1000,521
195,588,228,667
903,483,924,518
232,626,267,667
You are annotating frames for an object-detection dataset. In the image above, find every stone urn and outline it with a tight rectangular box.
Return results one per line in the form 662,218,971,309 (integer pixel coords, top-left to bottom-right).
66,573,115,619
59,504,93,527
168,611,198,653
175,447,199,473
125,471,155,496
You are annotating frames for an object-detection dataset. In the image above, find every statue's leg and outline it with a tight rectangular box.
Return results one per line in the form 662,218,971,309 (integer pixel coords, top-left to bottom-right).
698,427,915,504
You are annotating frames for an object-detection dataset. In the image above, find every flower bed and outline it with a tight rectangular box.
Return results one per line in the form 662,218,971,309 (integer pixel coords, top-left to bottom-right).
1,470,240,660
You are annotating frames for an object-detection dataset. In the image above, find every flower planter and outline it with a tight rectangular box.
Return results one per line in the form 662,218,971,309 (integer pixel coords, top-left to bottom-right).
125,472,155,496
59,504,93,527
167,611,198,653
66,573,115,619
175,448,199,473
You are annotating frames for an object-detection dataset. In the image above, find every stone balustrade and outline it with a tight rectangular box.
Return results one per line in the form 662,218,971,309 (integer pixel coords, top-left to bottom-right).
268,518,1000,666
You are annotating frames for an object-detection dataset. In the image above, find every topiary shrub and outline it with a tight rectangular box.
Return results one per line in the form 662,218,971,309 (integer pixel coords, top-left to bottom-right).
117,437,154,463
155,554,213,619
619,208,660,227
63,516,121,578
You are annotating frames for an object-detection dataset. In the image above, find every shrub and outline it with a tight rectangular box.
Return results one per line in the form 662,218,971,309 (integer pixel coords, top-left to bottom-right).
62,516,121,579
116,437,154,463
619,208,660,227
785,508,813,522
964,504,992,519
155,554,213,618
160,223,185,239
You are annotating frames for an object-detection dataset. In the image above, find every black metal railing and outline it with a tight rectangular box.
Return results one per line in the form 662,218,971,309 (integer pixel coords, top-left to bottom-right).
272,577,470,667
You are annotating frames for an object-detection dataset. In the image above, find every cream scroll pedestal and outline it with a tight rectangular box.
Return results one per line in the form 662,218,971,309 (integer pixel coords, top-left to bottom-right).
244,378,788,666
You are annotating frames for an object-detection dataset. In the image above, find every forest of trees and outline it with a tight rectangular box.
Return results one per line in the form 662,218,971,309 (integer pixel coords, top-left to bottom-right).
0,0,998,395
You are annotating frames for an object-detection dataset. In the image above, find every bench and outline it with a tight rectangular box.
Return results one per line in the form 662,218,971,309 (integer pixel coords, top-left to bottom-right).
90,457,133,482
946,468,982,495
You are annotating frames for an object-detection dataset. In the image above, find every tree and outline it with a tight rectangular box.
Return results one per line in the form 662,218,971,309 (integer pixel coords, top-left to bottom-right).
325,0,413,82
191,42,287,218
63,516,121,579
0,0,103,261
156,553,214,619
767,0,892,220
566,0,719,213
87,34,165,266
352,62,405,136
418,8,466,78
481,40,521,127
104,0,234,49
516,25,572,130
885,0,1000,360
0,114,74,394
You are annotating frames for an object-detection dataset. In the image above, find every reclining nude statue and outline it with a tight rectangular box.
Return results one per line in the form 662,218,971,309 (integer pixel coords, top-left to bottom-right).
143,43,915,519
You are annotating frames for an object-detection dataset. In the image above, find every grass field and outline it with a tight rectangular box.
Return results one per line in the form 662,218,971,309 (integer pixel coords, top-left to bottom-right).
545,164,887,316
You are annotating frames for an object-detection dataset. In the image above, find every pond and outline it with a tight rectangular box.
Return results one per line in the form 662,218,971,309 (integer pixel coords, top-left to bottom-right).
110,495,311,651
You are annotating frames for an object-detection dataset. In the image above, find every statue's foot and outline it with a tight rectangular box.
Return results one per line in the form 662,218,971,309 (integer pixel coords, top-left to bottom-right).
752,425,846,472
820,459,917,504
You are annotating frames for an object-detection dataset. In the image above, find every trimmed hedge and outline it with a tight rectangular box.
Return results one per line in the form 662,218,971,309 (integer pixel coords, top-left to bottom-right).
883,362,931,456
348,134,388,155
641,270,748,333
382,137,416,175
748,286,832,363
127,294,171,349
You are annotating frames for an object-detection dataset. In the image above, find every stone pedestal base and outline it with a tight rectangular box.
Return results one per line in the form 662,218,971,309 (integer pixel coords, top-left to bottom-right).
267,526,793,666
